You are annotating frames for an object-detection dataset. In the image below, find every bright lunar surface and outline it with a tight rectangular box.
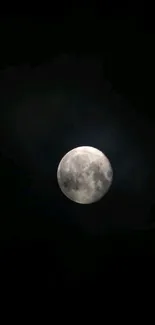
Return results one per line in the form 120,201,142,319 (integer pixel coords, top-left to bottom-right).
57,146,113,204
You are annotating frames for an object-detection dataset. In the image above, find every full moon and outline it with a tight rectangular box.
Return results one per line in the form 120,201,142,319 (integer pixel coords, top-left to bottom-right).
57,146,113,204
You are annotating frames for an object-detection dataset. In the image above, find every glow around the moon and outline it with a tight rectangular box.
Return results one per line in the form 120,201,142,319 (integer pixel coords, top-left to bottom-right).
57,146,113,204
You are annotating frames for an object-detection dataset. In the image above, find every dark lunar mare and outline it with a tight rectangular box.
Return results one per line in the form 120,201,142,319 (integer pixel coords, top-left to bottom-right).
90,161,111,193
59,155,90,192
59,167,82,192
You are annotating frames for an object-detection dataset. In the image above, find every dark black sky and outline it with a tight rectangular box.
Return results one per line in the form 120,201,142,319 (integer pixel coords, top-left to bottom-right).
0,6,155,288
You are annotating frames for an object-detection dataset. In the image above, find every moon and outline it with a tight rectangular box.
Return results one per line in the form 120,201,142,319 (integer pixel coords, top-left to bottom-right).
57,146,113,204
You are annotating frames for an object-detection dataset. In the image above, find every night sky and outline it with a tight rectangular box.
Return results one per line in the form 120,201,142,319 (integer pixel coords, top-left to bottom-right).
0,7,155,288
